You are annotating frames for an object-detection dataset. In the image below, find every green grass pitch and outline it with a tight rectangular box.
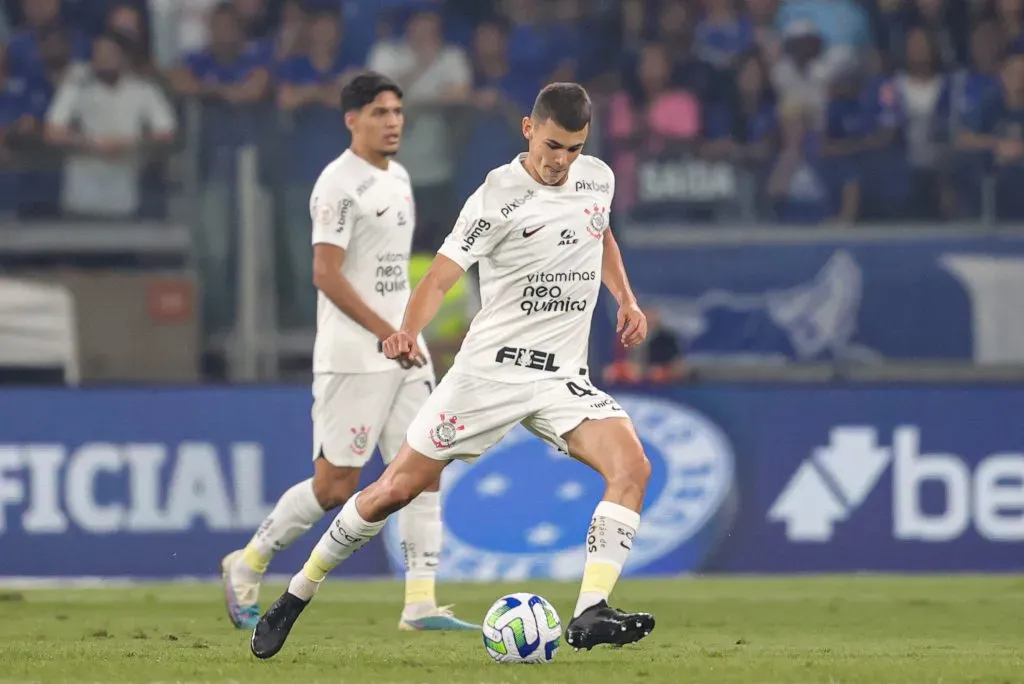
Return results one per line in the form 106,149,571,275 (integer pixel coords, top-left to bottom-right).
0,576,1022,683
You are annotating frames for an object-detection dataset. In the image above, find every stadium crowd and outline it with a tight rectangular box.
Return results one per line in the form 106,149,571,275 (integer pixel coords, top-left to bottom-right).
0,0,1021,328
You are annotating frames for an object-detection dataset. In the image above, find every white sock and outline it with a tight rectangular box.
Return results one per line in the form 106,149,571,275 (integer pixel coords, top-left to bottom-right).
288,492,386,601
573,500,641,618
239,478,324,576
398,491,442,618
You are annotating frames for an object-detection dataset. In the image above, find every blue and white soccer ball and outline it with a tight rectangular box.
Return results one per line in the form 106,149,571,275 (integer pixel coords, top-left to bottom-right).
482,593,562,664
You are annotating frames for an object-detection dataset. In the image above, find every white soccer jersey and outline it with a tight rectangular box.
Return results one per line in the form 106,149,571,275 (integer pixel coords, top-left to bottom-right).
437,153,615,383
311,149,426,373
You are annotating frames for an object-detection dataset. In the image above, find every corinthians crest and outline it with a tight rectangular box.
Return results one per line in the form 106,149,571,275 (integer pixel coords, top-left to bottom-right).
430,413,465,449
350,425,370,455
584,205,608,239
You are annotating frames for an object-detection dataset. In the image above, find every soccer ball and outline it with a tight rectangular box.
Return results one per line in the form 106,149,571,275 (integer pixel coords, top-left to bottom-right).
482,593,562,664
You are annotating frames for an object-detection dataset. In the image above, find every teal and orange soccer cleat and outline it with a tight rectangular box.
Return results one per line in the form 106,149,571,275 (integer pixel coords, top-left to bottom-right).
398,605,479,631
220,550,261,630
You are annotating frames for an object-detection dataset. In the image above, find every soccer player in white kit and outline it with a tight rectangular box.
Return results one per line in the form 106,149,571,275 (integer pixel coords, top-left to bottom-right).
221,72,475,633
252,83,655,658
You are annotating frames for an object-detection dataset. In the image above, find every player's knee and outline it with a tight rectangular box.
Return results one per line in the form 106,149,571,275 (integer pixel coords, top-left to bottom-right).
312,461,360,509
608,448,650,497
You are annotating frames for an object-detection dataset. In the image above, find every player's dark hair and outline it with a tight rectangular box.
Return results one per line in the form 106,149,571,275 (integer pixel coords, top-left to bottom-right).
341,71,403,113
531,82,592,132
211,1,239,21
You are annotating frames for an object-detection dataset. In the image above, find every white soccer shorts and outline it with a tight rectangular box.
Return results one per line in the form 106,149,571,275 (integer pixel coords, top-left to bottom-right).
312,363,436,468
405,371,629,460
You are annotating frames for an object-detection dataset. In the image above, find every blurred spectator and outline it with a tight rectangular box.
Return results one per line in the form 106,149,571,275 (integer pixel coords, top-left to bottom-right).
169,1,270,333
767,96,859,224
10,25,77,217
545,0,583,83
694,0,754,70
500,0,549,90
107,3,156,77
911,0,969,69
169,3,270,110
704,51,776,165
149,0,218,68
7,0,89,87
608,43,702,213
942,20,1002,138
771,20,829,121
775,0,871,77
271,0,307,64
44,31,176,217
996,0,1024,53
277,8,358,326
369,10,470,246
234,0,271,42
470,19,535,114
746,0,782,64
862,27,950,220
959,48,1024,219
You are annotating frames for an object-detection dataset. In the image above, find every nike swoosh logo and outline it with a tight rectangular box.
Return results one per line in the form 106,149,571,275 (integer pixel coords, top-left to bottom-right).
522,225,546,237
376,207,390,217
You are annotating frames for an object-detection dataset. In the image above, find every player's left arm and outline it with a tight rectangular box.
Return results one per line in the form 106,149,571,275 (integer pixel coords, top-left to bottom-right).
602,228,647,348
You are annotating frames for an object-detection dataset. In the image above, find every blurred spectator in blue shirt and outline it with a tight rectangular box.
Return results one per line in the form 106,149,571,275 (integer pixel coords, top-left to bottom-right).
703,51,777,167
470,19,535,114
940,20,1002,144
768,95,860,224
168,2,271,126
277,9,357,185
7,0,89,88
694,0,754,70
959,49,1024,219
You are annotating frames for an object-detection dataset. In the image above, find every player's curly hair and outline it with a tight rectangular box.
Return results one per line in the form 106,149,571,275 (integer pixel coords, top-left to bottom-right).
341,71,404,113
531,82,592,132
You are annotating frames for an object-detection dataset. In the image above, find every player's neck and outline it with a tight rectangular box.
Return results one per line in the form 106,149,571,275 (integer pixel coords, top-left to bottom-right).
349,143,390,171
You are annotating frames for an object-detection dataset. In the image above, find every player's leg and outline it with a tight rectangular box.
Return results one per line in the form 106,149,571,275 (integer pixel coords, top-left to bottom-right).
524,380,654,650
221,372,393,629
251,372,527,658
380,367,477,631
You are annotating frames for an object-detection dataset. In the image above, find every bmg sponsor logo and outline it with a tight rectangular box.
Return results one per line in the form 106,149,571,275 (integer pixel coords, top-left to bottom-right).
460,218,492,252
769,426,1024,543
520,271,595,316
500,190,537,219
337,197,354,233
375,252,408,296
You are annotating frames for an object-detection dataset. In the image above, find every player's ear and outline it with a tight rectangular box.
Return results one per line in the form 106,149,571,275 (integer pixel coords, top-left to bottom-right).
343,110,357,133
521,116,532,140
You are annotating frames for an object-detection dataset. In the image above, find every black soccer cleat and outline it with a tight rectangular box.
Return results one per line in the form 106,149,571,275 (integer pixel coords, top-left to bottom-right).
564,600,655,651
250,591,309,660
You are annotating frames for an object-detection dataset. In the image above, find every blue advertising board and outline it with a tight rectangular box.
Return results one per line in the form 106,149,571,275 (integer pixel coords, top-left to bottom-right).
1,385,1022,578
591,234,1024,368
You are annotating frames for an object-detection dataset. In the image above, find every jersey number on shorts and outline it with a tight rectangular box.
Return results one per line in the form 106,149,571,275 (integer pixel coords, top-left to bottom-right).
565,380,597,398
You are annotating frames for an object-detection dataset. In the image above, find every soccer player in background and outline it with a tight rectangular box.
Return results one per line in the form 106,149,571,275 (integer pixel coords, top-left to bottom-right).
251,82,656,658
221,72,476,633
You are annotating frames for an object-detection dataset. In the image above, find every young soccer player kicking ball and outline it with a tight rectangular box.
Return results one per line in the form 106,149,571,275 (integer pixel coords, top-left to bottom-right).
251,82,654,658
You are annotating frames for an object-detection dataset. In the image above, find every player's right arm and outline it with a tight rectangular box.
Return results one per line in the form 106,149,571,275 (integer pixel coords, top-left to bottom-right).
310,184,396,343
382,187,500,361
